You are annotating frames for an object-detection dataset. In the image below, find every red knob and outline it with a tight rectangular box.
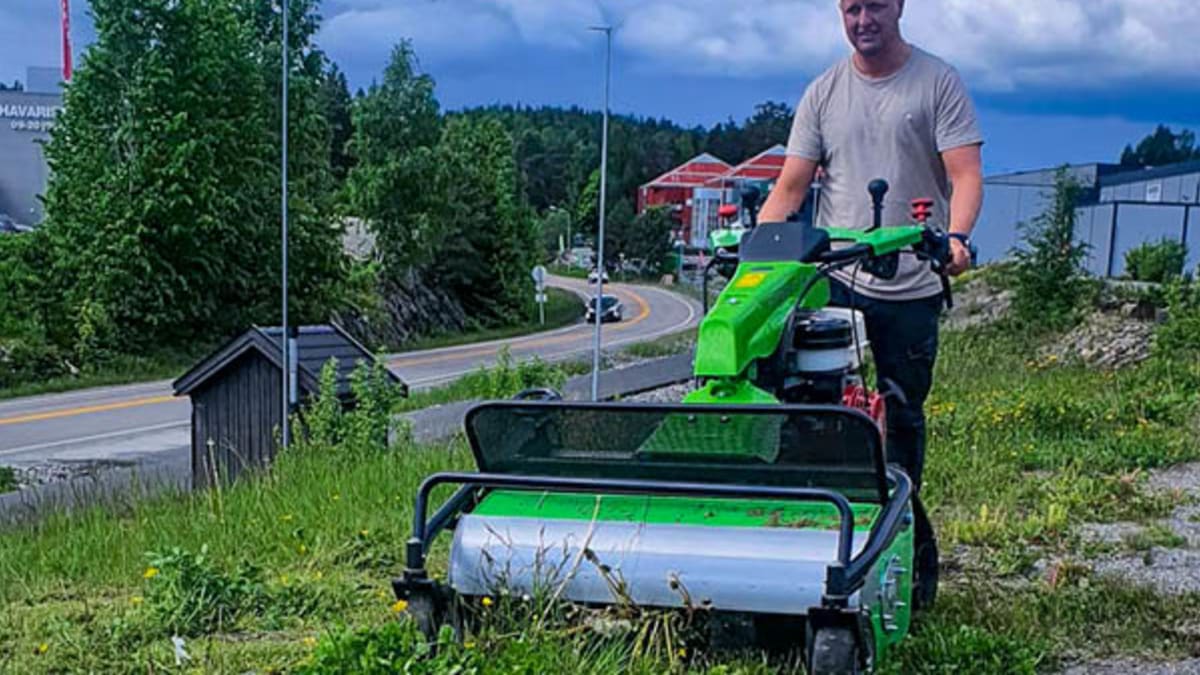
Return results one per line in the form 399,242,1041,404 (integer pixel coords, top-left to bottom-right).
910,198,934,223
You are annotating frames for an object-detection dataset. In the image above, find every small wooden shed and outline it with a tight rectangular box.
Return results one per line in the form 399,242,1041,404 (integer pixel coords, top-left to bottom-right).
173,324,406,488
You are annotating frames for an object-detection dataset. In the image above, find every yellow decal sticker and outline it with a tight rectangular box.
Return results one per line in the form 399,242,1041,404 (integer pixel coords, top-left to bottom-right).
735,272,767,289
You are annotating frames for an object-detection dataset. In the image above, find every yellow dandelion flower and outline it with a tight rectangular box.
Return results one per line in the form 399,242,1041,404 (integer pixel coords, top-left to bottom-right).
481,596,494,607
464,641,476,649
303,636,318,648
130,596,144,605
359,530,369,537
298,544,308,555
677,647,688,658
37,643,49,654
391,599,409,613
143,567,160,580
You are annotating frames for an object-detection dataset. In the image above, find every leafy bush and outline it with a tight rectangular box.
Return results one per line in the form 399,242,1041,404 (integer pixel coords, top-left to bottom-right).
1154,279,1200,354
302,622,476,675
460,346,568,399
1125,238,1188,283
0,336,70,389
300,358,406,451
0,466,15,493
142,546,270,636
1010,168,1091,329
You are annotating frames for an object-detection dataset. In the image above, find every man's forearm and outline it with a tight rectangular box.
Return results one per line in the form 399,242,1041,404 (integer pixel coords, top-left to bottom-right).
759,184,808,223
948,174,983,236
759,156,818,223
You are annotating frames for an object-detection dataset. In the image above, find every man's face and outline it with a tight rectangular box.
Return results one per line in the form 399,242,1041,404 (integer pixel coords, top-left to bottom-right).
840,0,904,56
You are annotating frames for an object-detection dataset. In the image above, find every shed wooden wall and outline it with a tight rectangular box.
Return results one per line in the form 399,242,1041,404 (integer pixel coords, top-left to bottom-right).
191,351,283,489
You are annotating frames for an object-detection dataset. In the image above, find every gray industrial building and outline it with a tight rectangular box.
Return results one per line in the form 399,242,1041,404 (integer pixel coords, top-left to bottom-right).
976,160,1200,277
0,67,63,226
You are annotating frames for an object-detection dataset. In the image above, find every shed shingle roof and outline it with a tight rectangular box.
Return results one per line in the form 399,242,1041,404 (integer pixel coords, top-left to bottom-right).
173,324,405,400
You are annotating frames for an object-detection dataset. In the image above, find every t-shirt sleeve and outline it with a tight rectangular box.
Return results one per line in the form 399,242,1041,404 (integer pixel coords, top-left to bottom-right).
786,82,824,161
935,67,984,152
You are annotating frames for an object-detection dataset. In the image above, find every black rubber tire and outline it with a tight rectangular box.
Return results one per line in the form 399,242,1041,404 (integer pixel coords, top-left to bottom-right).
808,627,862,675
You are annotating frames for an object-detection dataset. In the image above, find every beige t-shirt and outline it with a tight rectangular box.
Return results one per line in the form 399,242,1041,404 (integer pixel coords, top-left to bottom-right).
787,47,983,300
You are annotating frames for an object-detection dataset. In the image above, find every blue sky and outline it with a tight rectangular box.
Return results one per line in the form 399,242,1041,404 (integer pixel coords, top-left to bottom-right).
4,0,1199,175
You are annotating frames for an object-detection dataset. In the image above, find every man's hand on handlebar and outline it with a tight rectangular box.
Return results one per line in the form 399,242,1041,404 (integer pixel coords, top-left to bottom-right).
946,238,972,276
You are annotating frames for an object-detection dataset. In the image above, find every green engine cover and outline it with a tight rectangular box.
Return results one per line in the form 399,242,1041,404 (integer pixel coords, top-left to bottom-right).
693,262,828,381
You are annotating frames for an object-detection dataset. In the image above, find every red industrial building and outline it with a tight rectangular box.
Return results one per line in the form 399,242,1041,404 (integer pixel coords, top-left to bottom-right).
638,145,788,247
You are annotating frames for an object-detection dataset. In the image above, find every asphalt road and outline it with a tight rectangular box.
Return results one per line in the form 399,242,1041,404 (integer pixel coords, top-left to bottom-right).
0,276,700,470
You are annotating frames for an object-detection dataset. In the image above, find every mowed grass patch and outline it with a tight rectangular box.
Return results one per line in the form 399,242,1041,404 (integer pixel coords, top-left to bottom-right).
922,321,1200,570
885,577,1200,674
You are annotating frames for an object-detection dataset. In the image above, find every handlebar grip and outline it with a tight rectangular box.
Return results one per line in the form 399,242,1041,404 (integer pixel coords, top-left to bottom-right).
817,243,873,264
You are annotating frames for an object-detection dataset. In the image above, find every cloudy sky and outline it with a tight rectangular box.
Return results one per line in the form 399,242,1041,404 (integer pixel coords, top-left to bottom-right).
4,0,1199,174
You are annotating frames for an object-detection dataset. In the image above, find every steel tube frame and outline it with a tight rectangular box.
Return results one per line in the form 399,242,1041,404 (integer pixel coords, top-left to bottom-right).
402,471,913,601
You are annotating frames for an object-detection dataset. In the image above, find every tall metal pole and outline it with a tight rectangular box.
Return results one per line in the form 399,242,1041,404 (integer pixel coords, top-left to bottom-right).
61,0,73,82
280,0,290,449
589,25,611,402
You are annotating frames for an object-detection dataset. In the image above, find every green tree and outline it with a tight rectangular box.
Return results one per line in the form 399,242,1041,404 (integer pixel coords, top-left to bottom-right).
322,63,355,182
41,0,276,354
436,117,537,324
1119,125,1200,168
575,168,601,241
609,204,673,276
38,0,341,358
345,42,443,274
239,0,346,327
741,101,794,157
1010,168,1090,329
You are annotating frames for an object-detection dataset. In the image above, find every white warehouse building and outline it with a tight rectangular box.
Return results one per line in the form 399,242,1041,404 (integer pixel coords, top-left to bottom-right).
975,160,1200,277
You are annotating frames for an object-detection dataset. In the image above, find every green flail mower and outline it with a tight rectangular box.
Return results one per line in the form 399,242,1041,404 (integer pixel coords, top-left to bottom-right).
394,180,954,674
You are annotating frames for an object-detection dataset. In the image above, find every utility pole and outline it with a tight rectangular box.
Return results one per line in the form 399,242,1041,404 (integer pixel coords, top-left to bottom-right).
589,25,612,402
61,0,72,81
280,0,291,450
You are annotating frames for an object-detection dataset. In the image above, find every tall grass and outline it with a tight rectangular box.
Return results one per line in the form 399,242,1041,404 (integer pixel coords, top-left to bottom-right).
1,320,1199,673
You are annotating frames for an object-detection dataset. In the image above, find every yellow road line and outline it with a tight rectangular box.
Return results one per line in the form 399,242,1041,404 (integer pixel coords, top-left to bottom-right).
0,284,665,427
0,395,180,427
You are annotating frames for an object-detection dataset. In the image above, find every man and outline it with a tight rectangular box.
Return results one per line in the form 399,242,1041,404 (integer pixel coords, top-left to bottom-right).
758,0,984,608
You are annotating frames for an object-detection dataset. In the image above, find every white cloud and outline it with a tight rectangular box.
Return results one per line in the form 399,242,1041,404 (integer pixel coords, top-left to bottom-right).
320,2,513,64
319,0,1200,92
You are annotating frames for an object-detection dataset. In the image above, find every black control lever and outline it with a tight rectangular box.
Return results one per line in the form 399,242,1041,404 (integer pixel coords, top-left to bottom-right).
741,186,762,229
867,179,888,232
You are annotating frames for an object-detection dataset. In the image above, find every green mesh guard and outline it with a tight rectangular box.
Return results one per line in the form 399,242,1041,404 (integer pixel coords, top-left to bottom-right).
637,412,782,463
464,402,889,503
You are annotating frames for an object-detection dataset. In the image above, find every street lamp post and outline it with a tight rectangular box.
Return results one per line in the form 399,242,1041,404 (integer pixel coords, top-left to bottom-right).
589,25,611,402
280,0,291,450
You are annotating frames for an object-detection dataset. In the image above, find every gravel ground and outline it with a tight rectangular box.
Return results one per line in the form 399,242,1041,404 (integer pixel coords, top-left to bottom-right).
624,382,695,403
1078,463,1200,595
1062,463,1200,673
1062,659,1200,675
3,461,118,492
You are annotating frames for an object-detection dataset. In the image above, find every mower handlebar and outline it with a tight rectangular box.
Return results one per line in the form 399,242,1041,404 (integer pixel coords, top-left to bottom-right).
815,243,873,264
